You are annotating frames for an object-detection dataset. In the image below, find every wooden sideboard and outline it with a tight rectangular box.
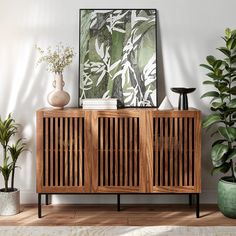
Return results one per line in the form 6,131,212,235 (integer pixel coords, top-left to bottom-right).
36,108,201,218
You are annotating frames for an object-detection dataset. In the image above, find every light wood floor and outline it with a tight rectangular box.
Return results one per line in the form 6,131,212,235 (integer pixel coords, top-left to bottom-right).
0,204,235,226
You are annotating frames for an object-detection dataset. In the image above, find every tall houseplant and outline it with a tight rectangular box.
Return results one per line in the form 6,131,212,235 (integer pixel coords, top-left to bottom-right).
201,28,236,218
0,114,26,215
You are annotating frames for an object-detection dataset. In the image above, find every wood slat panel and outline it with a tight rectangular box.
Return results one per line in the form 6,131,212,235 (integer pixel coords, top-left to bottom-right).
164,118,168,186
169,118,173,187
115,118,119,186
184,118,188,186
110,118,114,186
74,118,78,187
60,118,63,186
174,117,178,186
159,118,163,186
134,118,138,187
129,118,133,186
79,118,83,187
124,118,128,186
179,117,183,187
119,118,123,186
69,118,73,186
55,117,59,186
154,118,159,186
100,118,104,186
105,118,109,186
189,118,193,186
50,118,54,186
45,118,49,187
64,117,68,186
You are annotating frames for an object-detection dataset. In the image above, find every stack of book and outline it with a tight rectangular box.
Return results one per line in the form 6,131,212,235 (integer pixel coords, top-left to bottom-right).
82,98,118,110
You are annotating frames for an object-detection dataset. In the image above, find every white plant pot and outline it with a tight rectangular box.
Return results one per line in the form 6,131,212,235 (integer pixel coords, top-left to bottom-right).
0,189,20,215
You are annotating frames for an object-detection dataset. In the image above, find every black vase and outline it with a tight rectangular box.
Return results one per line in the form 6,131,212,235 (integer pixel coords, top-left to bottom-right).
171,87,196,110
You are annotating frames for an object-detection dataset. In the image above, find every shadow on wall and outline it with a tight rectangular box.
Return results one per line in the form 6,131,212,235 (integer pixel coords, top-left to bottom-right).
0,43,48,192
156,12,166,106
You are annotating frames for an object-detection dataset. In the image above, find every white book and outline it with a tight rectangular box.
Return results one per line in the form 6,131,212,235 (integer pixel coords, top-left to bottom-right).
82,98,117,105
82,105,117,110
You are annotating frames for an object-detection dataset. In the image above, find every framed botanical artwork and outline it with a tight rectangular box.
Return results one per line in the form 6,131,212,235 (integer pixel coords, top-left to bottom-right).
79,9,157,107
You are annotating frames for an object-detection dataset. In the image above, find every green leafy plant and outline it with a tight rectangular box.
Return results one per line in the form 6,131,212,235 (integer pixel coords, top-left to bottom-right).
201,28,236,182
0,114,26,192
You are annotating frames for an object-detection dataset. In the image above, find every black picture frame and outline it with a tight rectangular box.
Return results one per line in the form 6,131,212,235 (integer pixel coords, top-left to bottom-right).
78,9,158,108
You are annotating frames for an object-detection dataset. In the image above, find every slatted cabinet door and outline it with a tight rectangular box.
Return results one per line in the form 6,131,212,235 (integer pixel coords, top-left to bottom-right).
36,109,90,193
148,110,201,193
91,110,147,193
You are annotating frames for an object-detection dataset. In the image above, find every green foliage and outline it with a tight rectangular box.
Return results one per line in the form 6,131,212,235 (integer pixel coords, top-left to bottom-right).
0,114,26,192
201,28,236,182
80,10,157,106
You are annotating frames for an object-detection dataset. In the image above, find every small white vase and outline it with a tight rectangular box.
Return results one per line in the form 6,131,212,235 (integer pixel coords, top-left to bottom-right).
158,96,174,110
47,73,70,109
0,189,20,215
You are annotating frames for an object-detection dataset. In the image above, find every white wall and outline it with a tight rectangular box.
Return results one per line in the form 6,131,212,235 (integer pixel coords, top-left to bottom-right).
0,0,235,204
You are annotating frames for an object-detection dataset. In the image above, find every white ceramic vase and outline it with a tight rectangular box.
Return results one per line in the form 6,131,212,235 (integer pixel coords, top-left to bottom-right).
0,189,20,215
47,73,70,109
158,96,173,110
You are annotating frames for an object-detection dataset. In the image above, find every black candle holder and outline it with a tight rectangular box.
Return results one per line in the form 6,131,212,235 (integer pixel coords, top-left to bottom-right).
171,87,196,110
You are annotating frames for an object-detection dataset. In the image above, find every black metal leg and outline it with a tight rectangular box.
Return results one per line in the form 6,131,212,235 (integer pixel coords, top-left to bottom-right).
196,193,200,218
189,193,192,206
45,194,49,205
38,193,42,218
117,194,120,211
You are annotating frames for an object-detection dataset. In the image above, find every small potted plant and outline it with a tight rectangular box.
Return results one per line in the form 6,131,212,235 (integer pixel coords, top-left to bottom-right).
36,43,75,109
0,114,26,215
201,28,236,218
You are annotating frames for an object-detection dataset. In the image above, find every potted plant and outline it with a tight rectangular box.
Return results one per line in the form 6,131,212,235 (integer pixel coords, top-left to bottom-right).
0,114,26,215
201,28,236,218
36,43,75,109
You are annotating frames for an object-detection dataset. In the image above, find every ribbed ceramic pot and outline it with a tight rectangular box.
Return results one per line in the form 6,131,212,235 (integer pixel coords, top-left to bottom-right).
47,73,70,109
218,176,236,218
0,189,20,215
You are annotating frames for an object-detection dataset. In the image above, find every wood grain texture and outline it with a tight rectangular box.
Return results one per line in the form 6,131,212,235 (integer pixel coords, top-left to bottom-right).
36,111,44,192
36,108,201,194
74,118,78,187
0,204,235,226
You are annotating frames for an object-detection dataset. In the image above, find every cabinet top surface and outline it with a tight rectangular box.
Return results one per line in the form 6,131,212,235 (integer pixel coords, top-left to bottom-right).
37,107,200,113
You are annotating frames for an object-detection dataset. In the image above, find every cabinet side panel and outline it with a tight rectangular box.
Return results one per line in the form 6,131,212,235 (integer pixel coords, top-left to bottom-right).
194,111,202,193
36,111,44,193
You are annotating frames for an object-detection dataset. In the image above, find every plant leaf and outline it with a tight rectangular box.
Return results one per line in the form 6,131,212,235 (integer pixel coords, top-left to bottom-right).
230,86,236,95
228,98,236,108
206,56,216,66
211,143,229,167
200,64,213,71
226,38,236,50
212,139,225,147
226,149,236,161
203,80,215,85
202,114,222,129
206,72,222,80
217,47,231,57
218,126,236,142
213,60,223,69
225,28,232,39
201,91,219,99
211,163,231,175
